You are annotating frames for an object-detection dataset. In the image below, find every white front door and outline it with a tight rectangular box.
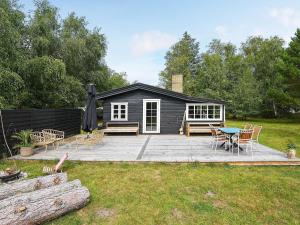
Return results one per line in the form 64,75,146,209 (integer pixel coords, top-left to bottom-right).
143,99,160,133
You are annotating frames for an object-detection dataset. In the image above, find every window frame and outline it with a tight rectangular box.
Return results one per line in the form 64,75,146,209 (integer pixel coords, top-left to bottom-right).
111,102,128,121
186,103,223,121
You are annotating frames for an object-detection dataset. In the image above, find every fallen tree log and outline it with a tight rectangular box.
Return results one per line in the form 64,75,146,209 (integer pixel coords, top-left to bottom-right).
0,179,90,225
0,173,68,200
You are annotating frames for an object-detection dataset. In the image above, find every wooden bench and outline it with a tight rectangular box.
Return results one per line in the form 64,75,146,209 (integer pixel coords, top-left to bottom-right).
186,122,224,136
103,122,139,135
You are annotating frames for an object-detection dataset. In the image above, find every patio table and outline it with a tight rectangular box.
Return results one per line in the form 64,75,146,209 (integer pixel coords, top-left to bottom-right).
218,127,242,151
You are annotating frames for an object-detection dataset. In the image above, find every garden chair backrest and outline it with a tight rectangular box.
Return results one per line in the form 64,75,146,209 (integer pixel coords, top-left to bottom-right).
243,124,253,130
42,129,64,139
252,125,262,141
210,128,218,136
239,129,253,141
30,132,45,143
43,132,56,142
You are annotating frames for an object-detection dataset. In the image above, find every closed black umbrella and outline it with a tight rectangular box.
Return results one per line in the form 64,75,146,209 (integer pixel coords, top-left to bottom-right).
82,84,98,133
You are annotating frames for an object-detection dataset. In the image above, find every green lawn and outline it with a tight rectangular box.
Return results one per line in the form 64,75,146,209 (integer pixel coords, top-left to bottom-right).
0,161,299,225
227,118,300,155
1,118,300,225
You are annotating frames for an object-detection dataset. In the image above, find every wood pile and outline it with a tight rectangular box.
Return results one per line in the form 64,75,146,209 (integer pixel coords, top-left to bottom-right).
0,173,90,225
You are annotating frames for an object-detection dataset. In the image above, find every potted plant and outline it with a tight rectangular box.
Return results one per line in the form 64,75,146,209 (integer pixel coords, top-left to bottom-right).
286,141,297,159
12,129,34,157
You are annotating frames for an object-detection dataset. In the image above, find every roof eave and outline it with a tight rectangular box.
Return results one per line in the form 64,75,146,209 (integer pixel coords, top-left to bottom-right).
96,83,225,104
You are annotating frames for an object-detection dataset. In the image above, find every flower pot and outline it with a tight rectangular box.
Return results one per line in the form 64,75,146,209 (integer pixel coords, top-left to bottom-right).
20,147,33,157
287,149,296,159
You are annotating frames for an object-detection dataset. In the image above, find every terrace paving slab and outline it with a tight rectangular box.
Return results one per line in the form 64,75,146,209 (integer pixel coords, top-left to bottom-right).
11,135,298,163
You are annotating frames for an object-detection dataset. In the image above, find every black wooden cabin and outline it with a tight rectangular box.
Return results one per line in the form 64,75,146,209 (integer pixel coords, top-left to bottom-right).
96,82,225,134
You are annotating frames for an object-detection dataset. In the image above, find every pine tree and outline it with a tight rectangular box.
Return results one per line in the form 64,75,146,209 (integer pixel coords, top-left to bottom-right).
281,29,300,109
159,32,200,95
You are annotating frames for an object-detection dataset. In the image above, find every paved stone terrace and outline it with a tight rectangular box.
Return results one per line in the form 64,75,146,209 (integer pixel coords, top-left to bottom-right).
12,135,298,163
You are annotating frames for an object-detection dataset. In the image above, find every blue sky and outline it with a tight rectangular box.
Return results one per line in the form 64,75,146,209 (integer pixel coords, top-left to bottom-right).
20,0,300,85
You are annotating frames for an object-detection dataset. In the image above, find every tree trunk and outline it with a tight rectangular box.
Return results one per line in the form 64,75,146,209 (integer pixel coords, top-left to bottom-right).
272,101,277,117
0,173,68,200
0,180,90,225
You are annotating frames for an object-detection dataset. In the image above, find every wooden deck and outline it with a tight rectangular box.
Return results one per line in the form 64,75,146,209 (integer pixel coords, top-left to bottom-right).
12,135,299,164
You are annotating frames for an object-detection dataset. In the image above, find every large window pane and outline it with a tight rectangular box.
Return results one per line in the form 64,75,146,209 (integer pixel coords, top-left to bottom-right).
152,117,157,124
152,110,157,116
187,104,221,120
152,103,157,110
188,105,194,119
146,117,151,123
201,105,207,119
208,105,214,114
195,105,201,118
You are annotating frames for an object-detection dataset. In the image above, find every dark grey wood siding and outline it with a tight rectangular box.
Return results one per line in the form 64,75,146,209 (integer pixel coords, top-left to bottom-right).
103,90,186,134
102,89,225,134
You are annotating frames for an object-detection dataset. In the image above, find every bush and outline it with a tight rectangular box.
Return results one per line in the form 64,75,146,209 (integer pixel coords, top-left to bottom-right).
0,67,25,108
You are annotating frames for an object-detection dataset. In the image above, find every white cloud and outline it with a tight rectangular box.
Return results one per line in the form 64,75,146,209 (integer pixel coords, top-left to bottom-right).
132,30,176,56
112,57,162,85
269,8,300,27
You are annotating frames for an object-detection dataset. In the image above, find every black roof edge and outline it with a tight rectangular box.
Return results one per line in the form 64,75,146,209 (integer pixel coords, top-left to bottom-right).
96,83,225,104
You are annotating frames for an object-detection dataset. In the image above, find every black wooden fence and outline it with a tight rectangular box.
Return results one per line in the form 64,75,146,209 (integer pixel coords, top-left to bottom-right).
0,109,81,158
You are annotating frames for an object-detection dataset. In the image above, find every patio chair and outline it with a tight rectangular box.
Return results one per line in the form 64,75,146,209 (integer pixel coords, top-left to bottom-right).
232,129,254,156
42,129,64,149
243,123,253,130
210,128,228,151
209,124,222,135
30,131,56,151
76,130,104,150
42,153,68,174
251,125,262,144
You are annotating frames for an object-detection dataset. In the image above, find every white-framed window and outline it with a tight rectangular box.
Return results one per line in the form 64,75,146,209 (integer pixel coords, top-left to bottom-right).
111,102,128,121
186,103,222,121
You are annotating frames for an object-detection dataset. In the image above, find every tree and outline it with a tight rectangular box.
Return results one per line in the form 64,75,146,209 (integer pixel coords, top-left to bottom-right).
196,39,261,118
107,71,130,89
21,56,85,108
27,0,61,57
0,0,26,71
159,32,200,95
279,29,300,111
0,0,129,110
0,67,25,108
196,52,228,100
60,12,107,85
241,36,287,117
228,68,261,119
55,76,85,108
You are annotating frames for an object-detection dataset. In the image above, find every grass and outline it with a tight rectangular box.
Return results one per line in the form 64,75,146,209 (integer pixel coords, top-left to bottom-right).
1,118,300,224
227,118,300,155
0,161,300,225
